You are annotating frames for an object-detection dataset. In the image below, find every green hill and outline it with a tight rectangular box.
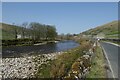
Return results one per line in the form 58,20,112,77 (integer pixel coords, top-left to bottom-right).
0,23,23,40
1,20,119,40
81,20,119,39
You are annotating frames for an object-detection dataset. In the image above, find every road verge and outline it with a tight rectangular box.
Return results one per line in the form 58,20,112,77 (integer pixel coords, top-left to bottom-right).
86,42,107,78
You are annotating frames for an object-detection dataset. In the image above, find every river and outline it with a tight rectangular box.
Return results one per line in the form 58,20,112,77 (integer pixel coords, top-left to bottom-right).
2,40,79,58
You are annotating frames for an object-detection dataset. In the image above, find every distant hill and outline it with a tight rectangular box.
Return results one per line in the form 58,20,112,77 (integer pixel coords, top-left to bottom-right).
0,23,23,40
81,20,119,39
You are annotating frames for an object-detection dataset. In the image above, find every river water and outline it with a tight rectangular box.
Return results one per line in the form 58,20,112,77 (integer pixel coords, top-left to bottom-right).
2,40,79,58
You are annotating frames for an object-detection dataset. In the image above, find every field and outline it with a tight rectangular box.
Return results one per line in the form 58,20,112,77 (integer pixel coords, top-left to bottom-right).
0,23,23,40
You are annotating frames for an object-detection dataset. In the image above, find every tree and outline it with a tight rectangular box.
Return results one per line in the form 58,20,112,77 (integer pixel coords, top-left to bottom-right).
46,25,57,40
12,23,18,39
12,22,58,42
60,33,65,40
21,22,28,39
29,22,38,41
66,33,72,40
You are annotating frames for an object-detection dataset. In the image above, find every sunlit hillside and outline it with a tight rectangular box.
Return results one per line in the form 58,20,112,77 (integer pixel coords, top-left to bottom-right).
0,23,23,40
82,20,119,39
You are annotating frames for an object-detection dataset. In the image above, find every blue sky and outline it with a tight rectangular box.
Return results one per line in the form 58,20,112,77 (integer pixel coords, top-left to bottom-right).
2,2,118,34
1,0,119,2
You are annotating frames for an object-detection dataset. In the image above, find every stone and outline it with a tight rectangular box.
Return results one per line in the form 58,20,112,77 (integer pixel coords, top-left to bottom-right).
2,51,63,78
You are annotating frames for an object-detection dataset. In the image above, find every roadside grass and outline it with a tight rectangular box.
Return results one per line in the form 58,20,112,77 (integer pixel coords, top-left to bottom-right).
112,41,120,45
35,39,92,78
108,41,120,45
86,45,106,78
106,41,120,45
102,40,120,45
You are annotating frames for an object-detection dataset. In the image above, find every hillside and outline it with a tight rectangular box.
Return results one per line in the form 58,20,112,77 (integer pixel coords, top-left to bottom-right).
81,20,119,39
1,20,119,40
0,23,23,40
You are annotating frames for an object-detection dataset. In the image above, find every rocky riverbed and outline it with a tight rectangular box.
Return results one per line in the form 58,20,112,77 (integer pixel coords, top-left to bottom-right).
2,52,63,79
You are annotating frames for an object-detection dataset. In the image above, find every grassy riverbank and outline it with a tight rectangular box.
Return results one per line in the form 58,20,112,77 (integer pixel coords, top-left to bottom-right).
86,43,107,78
2,39,60,47
35,39,93,78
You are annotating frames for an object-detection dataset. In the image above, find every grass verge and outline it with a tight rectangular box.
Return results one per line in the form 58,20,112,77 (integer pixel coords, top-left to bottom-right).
86,44,106,78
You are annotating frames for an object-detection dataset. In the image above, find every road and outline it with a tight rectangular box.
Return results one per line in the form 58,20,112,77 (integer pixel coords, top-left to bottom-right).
100,42,119,79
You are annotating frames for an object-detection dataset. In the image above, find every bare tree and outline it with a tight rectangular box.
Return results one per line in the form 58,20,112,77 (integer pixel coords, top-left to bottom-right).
12,23,18,39
21,22,28,39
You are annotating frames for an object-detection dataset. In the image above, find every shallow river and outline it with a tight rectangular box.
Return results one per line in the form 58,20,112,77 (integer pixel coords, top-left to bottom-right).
2,40,79,58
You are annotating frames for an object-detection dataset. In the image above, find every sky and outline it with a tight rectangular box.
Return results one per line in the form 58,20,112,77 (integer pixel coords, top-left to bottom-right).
1,0,120,2
2,2,118,34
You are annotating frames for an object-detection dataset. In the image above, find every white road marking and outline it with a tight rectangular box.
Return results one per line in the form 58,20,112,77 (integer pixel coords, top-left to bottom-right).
104,41,120,47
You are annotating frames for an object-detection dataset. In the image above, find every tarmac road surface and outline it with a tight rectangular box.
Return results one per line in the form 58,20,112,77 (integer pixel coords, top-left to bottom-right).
100,42,119,79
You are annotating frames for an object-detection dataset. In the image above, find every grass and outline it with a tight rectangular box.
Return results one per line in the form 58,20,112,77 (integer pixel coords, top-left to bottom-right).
102,40,120,45
35,39,92,78
111,41,120,45
1,30,15,40
86,44,106,78
35,47,82,78
82,20,118,37
106,31,120,35
35,61,53,78
1,23,23,40
105,34,119,39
